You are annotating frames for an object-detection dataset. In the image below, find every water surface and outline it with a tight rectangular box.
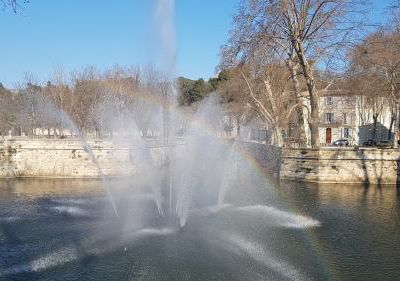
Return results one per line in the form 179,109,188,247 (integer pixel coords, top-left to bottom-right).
0,178,399,281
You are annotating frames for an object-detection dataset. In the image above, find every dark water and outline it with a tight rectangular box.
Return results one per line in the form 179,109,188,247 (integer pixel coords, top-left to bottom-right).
0,178,399,281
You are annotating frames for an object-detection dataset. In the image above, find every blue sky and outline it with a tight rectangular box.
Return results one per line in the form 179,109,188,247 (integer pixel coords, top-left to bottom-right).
0,0,393,87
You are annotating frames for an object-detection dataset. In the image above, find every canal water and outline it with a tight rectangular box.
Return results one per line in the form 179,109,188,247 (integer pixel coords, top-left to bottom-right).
0,178,399,281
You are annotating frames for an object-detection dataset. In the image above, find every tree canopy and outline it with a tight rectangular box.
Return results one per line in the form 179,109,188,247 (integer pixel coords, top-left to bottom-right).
1,0,28,13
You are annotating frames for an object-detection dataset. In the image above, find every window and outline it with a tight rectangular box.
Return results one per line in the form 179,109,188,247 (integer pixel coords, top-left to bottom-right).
343,113,347,125
326,113,334,123
343,128,350,138
326,96,333,105
343,96,353,105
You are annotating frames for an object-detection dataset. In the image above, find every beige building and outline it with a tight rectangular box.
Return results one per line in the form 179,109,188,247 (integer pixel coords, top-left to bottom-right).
317,94,358,145
306,93,393,146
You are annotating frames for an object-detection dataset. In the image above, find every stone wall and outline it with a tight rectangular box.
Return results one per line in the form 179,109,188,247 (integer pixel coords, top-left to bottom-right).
280,148,319,181
281,147,400,184
239,141,281,175
0,139,183,178
2,139,398,184
0,139,276,179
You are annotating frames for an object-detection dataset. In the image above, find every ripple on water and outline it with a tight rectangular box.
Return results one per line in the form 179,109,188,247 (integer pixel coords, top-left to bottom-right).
1,247,78,277
219,233,310,281
189,204,232,216
50,198,97,205
50,206,88,217
0,216,21,223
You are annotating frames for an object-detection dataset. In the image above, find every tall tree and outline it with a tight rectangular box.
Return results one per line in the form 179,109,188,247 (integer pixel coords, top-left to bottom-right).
349,6,400,146
177,77,213,106
222,0,367,147
0,84,17,135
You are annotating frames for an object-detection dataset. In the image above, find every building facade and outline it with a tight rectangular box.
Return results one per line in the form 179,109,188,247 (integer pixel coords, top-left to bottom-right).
317,94,358,145
310,93,393,146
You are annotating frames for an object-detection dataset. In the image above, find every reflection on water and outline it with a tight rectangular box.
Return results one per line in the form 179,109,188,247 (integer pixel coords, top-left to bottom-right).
279,181,399,230
0,178,399,281
278,181,400,281
0,178,104,198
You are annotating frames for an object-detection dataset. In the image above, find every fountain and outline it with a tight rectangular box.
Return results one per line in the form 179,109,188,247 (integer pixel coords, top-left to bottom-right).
0,109,325,280
0,1,399,279
0,1,326,280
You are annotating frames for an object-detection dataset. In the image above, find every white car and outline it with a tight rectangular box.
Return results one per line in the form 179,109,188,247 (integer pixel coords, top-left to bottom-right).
332,139,349,146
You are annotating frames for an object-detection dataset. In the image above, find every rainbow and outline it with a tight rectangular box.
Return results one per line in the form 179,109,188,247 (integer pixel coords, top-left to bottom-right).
122,90,334,279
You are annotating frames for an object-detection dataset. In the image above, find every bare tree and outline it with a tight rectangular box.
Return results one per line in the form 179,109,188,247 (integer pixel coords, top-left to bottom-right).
222,0,367,147
350,25,400,146
218,58,302,146
217,68,251,139
1,0,27,13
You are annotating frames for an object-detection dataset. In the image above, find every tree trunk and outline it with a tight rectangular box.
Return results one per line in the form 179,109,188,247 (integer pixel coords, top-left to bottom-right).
287,56,308,147
236,115,241,139
273,127,283,146
293,42,320,148
393,103,399,148
372,115,378,144
309,96,320,148
388,117,394,140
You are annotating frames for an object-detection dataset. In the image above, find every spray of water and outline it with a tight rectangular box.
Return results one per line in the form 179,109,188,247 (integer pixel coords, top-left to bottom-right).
30,96,120,217
154,0,176,76
0,2,324,277
153,0,178,219
217,141,239,206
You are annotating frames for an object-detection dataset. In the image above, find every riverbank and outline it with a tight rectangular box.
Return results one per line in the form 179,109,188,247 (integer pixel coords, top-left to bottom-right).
280,147,400,184
0,138,183,178
1,139,399,184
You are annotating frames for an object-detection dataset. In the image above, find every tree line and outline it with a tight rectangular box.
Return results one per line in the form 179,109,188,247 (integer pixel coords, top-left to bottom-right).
0,66,228,138
0,66,172,137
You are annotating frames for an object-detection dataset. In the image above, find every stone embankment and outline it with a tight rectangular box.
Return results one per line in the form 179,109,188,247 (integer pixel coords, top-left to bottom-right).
1,138,398,184
238,141,281,176
240,143,400,184
0,138,182,178
280,147,400,184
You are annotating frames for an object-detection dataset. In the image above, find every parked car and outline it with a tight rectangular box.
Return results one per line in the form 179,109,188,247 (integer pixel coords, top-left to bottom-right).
377,140,392,148
332,139,349,146
363,139,377,146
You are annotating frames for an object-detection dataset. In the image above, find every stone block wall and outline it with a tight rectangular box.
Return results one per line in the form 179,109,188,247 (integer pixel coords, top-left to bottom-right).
240,141,281,175
280,149,319,181
0,139,182,178
1,139,398,184
281,147,400,184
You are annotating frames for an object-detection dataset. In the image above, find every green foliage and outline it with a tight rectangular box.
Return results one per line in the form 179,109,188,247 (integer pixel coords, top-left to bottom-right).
0,83,17,134
177,71,230,106
177,77,213,106
208,70,229,91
